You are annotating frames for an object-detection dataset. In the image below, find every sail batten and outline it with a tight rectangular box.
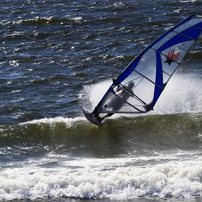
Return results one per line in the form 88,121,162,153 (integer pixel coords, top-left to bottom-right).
132,68,164,90
163,70,171,77
193,26,202,30
172,30,197,40
178,46,189,52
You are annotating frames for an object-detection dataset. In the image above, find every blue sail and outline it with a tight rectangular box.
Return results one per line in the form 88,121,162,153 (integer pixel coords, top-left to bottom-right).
92,14,202,115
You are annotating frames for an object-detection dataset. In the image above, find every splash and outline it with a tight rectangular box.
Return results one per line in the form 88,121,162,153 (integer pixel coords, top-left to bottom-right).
155,73,202,114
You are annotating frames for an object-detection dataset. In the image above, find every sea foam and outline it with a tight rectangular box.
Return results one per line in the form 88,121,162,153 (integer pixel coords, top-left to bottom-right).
0,155,202,200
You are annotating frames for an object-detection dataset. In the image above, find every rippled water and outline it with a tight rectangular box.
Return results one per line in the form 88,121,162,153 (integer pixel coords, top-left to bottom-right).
0,0,202,201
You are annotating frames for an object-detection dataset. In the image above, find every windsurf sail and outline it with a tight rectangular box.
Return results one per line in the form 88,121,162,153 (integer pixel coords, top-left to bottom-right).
83,14,202,125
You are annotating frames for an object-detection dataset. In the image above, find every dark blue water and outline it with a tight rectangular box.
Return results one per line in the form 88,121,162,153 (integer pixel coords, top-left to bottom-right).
0,0,202,201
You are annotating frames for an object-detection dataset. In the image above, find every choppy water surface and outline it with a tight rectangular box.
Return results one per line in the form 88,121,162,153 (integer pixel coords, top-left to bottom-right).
0,0,202,201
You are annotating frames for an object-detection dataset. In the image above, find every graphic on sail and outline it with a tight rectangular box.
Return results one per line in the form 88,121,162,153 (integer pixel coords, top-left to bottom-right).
82,14,202,126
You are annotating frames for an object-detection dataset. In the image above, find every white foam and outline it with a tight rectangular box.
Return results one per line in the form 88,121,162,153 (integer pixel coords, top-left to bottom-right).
1,152,202,200
19,116,85,128
82,79,112,111
155,73,202,114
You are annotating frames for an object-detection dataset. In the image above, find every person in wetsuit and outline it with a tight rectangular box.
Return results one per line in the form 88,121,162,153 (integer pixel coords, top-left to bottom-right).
92,81,134,122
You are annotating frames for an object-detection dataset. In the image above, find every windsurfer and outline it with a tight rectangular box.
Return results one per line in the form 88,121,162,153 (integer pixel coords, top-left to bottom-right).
91,81,134,122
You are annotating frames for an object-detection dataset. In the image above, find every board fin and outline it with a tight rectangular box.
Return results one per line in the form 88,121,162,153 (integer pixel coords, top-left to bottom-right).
82,107,102,126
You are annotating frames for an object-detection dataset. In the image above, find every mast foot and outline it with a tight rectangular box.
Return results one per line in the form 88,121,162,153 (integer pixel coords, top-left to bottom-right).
82,107,102,126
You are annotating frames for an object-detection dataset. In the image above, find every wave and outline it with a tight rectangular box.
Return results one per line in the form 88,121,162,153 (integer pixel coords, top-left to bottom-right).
0,111,202,158
1,69,201,155
1,114,202,201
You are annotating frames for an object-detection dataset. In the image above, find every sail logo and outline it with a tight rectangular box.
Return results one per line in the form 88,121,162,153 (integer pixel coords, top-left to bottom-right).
164,49,180,66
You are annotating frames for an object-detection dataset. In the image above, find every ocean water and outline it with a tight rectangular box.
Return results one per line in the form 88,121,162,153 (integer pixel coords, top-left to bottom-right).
0,0,202,201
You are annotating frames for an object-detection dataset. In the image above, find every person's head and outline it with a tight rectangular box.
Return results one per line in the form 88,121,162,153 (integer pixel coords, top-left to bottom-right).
127,82,134,89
